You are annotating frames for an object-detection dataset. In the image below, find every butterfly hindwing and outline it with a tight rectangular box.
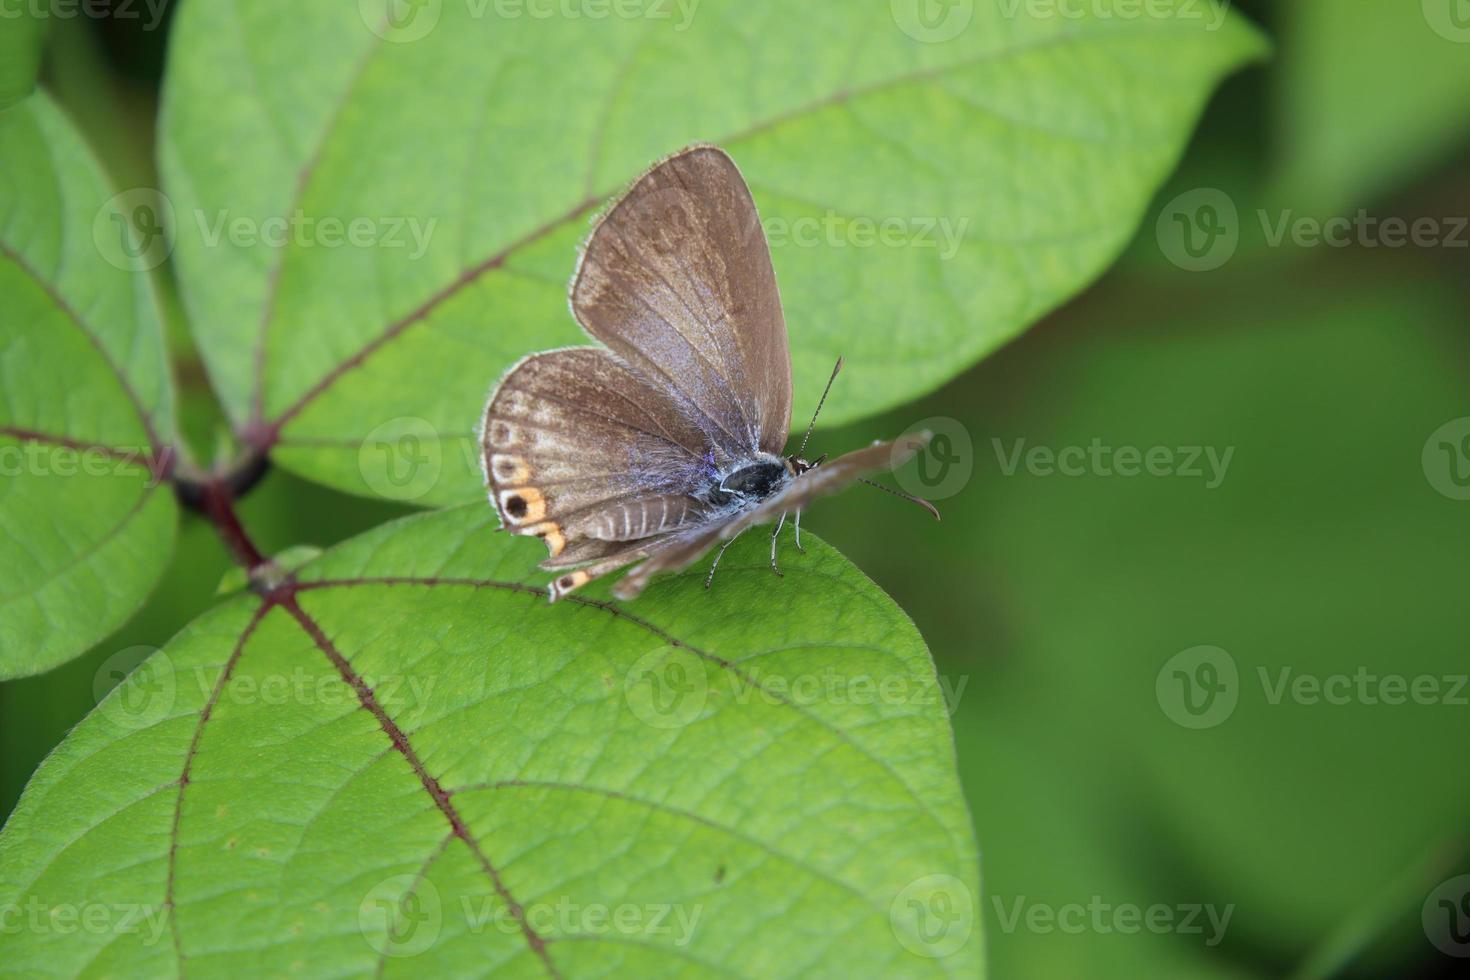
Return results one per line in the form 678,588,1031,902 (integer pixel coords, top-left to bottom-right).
481,346,716,563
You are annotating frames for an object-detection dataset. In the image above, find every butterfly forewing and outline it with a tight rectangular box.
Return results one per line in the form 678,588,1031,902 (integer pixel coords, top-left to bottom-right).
571,145,793,458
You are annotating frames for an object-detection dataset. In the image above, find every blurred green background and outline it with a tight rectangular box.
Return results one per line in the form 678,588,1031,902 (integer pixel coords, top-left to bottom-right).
3,2,1468,978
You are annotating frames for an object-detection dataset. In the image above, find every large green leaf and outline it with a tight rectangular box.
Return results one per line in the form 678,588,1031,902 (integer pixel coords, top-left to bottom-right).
159,0,1265,505
0,505,980,977
0,94,177,679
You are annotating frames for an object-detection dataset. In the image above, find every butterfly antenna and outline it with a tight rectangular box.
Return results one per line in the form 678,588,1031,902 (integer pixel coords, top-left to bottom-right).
859,478,941,521
796,356,844,458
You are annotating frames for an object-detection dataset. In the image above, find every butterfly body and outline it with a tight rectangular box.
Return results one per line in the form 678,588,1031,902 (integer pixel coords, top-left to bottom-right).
710,455,793,506
481,145,933,602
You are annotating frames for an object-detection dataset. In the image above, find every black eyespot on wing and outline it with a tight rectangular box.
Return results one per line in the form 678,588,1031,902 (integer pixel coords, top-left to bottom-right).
506,495,528,518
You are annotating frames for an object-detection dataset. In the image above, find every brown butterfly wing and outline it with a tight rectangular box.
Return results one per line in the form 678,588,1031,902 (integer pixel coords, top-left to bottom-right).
571,144,793,461
609,433,933,600
481,346,718,567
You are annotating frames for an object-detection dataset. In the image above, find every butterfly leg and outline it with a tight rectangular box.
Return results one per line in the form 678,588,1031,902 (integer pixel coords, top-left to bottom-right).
705,528,748,590
769,512,787,577
793,510,805,553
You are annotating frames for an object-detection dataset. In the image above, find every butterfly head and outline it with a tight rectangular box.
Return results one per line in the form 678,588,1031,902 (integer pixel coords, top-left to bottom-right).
786,453,825,477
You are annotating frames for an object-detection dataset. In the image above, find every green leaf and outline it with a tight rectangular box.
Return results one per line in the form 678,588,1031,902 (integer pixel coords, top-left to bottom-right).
159,0,1266,505
0,93,178,679
1274,0,1470,214
0,1,46,112
0,504,980,976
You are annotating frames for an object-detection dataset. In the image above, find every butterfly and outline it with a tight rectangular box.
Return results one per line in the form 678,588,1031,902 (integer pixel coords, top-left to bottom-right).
480,144,937,602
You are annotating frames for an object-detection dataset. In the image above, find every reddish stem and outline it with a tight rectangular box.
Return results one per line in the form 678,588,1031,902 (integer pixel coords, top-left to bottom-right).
195,479,268,573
